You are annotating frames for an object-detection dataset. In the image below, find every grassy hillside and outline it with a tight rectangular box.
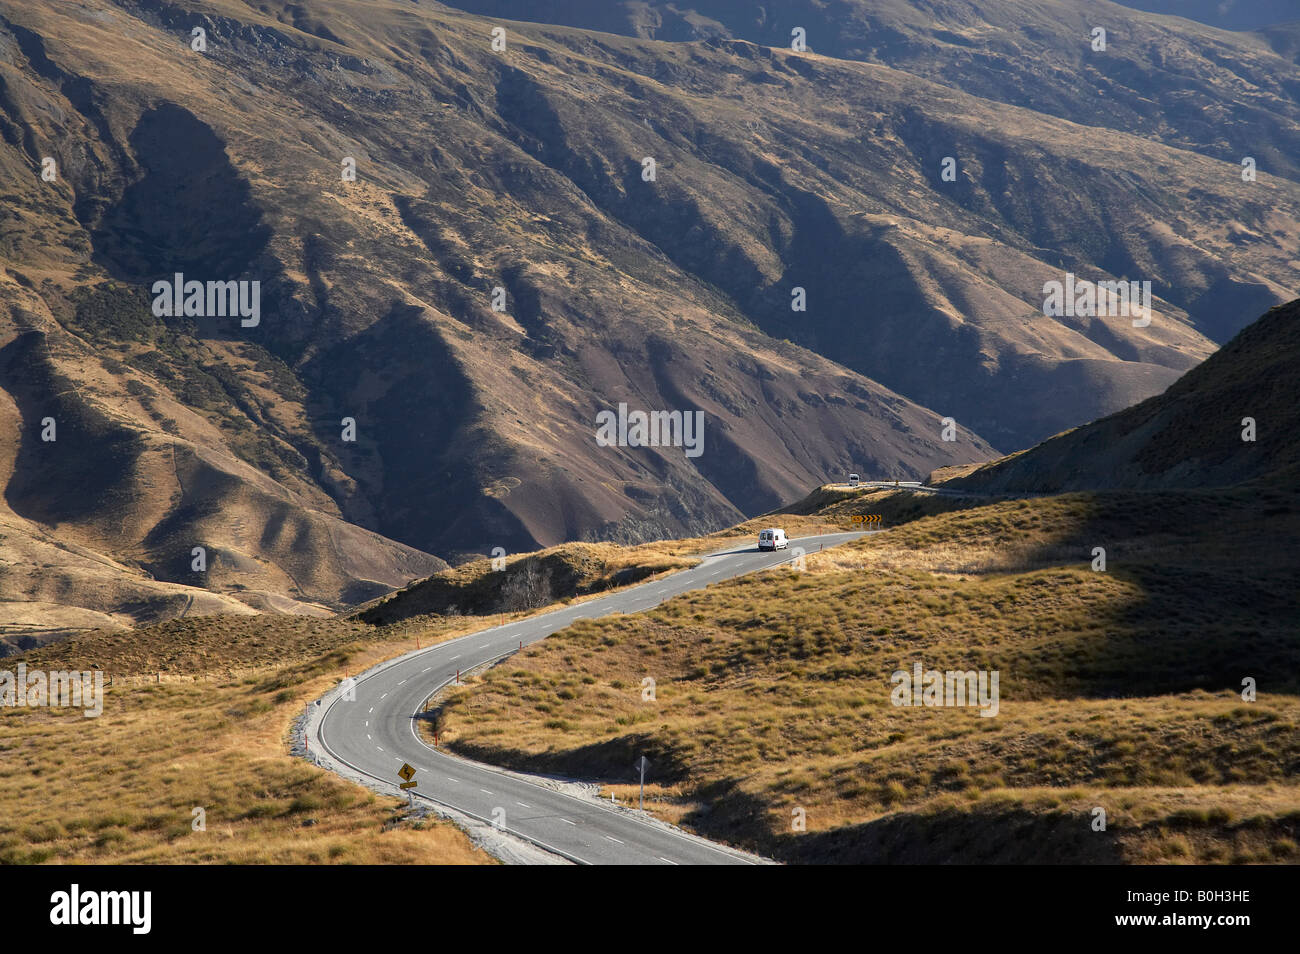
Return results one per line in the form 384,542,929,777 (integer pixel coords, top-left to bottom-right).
0,615,494,863
430,486,1300,862
942,299,1300,494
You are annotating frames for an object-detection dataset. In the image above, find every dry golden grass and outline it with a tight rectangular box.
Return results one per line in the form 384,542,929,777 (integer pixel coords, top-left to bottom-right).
434,487,1300,862
0,617,495,864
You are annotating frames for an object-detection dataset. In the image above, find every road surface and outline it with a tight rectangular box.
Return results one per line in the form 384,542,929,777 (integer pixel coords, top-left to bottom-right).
310,530,867,864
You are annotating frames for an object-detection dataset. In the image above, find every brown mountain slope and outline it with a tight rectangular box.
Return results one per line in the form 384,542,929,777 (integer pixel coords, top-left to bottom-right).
446,0,1300,184
939,298,1300,493
1,0,1294,593
0,0,1004,571
0,278,445,642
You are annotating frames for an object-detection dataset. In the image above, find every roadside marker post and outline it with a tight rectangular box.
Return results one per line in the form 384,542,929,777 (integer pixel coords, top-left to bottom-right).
636,755,650,811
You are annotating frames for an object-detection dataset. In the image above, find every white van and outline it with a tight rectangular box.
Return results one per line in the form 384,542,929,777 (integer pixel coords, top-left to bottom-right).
848,473,861,487
758,528,788,551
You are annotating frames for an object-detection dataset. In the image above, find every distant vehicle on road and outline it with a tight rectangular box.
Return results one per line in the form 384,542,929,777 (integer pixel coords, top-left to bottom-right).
758,528,788,551
848,473,860,487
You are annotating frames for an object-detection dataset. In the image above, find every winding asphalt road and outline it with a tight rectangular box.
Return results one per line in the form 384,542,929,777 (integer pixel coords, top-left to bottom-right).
311,531,866,864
